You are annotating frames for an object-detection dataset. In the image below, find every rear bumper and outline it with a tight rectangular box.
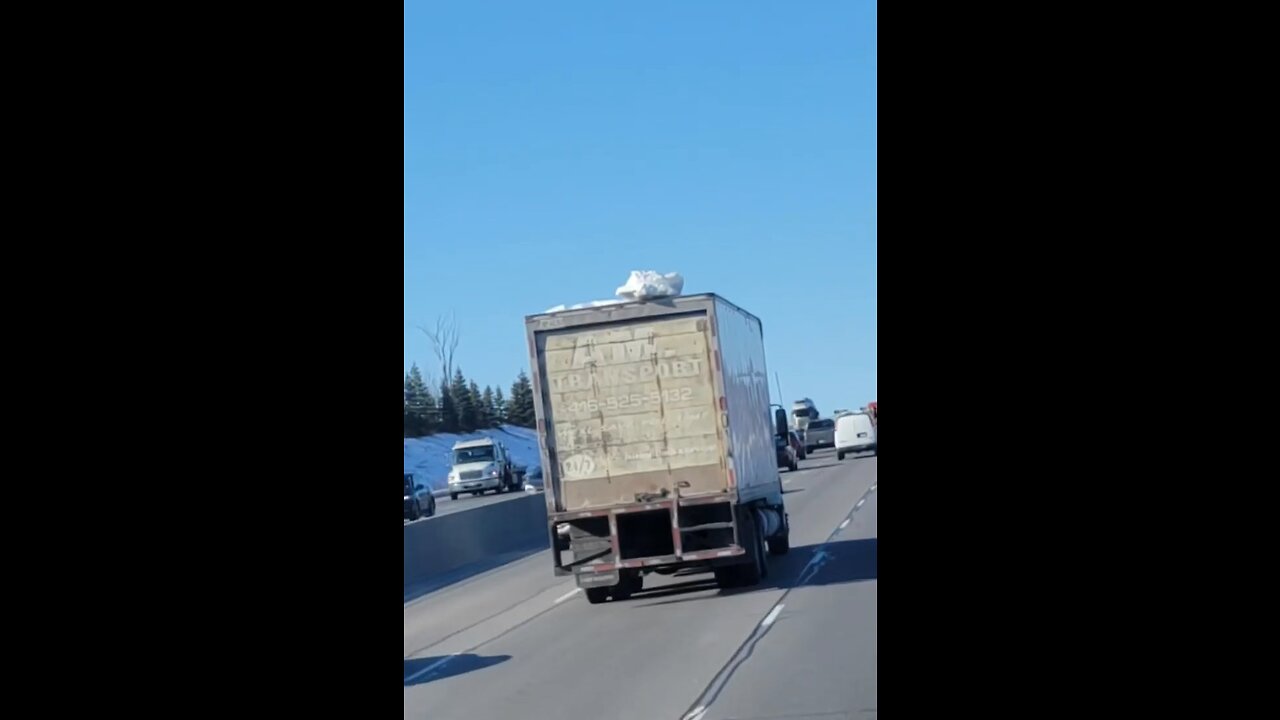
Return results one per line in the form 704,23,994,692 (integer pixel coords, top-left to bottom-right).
451,477,502,492
549,496,749,578
839,442,877,453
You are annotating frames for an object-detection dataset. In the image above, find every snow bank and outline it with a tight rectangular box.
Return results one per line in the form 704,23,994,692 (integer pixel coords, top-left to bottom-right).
404,425,541,492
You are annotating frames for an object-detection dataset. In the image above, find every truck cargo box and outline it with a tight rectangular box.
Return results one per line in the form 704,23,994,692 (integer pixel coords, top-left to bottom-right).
525,294,780,513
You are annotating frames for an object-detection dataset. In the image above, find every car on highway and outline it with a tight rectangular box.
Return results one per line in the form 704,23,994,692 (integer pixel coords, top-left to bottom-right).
776,432,799,471
835,411,877,460
788,430,807,460
404,473,436,521
804,418,836,452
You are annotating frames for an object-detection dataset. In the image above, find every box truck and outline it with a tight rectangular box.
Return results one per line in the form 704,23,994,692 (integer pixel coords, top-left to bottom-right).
525,294,791,604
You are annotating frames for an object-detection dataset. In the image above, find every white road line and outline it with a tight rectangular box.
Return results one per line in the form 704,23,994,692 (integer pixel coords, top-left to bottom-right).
797,549,832,586
856,498,866,510
554,588,581,604
683,706,707,720
870,484,877,492
762,604,784,629
404,653,459,684
839,518,850,530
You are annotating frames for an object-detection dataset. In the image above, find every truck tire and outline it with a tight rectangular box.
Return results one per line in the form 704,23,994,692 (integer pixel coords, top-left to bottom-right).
768,517,791,555
717,509,764,589
450,492,458,501
585,587,610,604
837,451,845,461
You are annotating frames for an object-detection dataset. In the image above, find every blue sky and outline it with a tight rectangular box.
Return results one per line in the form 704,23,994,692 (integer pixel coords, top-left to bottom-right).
405,1,876,413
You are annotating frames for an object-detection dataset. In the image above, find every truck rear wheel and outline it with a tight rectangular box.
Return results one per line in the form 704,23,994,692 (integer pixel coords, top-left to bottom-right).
768,509,788,556
716,509,765,589
837,451,846,461
585,587,610,604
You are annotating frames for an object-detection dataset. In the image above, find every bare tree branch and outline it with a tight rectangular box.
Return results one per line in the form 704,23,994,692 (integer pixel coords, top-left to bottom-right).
420,312,460,381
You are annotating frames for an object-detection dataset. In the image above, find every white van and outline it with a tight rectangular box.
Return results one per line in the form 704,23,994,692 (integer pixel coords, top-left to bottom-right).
835,412,877,460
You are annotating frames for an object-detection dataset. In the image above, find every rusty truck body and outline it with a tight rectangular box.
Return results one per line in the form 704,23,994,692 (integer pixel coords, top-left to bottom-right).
524,294,791,604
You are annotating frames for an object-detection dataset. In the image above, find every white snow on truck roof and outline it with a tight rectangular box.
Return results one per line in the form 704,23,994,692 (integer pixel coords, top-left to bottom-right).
543,270,685,313
452,438,497,449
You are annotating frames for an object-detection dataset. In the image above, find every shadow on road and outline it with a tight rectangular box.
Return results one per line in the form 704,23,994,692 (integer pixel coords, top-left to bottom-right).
404,654,511,687
631,537,877,608
796,461,842,471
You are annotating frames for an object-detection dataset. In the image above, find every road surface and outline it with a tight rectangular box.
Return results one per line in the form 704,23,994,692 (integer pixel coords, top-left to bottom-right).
403,449,877,719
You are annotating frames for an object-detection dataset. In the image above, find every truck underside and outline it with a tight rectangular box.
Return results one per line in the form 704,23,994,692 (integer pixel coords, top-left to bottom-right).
550,494,789,603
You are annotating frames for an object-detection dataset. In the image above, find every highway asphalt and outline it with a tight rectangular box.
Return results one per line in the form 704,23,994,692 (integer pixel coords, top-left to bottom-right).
403,448,878,720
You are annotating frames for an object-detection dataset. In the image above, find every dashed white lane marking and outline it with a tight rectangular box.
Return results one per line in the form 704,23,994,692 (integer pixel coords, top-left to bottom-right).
839,518,850,530
762,604,784,629
404,653,459,684
683,706,707,720
856,498,866,510
554,588,581,604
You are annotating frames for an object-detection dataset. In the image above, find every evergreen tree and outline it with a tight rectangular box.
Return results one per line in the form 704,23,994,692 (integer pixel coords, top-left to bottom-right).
438,378,459,433
508,370,536,428
493,387,507,426
404,386,413,438
452,368,476,433
467,380,485,429
403,364,435,437
481,386,497,429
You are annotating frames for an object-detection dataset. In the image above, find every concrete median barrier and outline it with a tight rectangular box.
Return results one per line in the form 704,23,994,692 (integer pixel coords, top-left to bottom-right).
404,493,550,591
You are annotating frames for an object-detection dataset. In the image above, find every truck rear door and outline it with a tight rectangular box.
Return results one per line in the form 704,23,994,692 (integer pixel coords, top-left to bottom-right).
538,314,725,511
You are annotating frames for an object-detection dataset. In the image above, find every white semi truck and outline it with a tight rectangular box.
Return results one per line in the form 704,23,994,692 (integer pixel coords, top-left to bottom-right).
524,294,791,604
447,438,518,499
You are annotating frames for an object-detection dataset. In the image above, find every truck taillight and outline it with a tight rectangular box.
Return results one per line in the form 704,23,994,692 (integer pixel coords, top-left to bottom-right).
727,468,736,488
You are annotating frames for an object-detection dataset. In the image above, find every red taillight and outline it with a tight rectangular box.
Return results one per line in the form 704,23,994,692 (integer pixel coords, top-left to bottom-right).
728,468,736,488
719,397,727,412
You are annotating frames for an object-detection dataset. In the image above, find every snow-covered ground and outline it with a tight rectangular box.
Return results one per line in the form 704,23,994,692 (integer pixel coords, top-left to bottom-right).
403,425,541,492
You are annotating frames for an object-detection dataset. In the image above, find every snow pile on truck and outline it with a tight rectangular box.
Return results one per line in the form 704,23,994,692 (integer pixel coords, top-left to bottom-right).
615,270,684,301
544,269,684,313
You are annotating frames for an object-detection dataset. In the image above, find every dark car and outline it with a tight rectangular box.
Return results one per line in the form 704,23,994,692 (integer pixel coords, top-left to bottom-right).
404,473,436,521
775,433,798,472
788,430,807,460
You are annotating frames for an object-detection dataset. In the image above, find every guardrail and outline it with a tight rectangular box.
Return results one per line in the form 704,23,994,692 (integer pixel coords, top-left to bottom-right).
403,493,550,591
